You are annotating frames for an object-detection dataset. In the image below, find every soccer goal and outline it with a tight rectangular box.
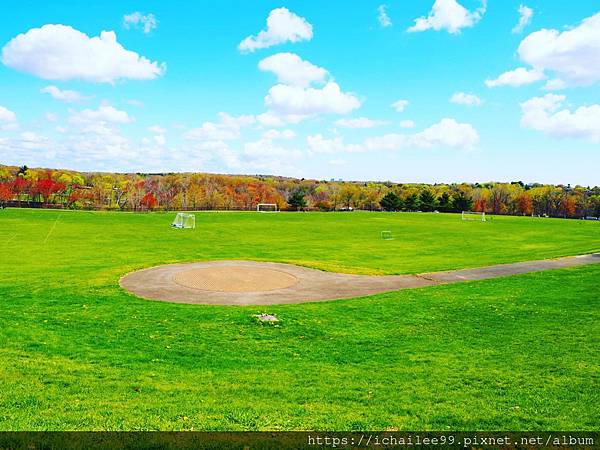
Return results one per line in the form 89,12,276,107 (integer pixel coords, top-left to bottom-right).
172,213,195,229
257,203,279,213
462,211,486,222
381,230,394,240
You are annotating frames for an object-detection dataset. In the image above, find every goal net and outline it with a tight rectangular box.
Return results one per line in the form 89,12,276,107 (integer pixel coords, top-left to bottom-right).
257,203,279,213
462,211,486,222
381,230,394,240
172,213,196,229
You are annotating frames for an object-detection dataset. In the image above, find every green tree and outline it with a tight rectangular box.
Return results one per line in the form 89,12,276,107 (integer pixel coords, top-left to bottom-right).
404,193,420,211
419,189,438,212
380,192,402,211
452,191,473,212
438,191,453,212
288,189,307,211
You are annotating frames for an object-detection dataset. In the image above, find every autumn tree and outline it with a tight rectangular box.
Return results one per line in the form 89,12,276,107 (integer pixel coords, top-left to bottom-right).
339,184,359,209
490,184,511,214
361,184,384,211
0,182,13,205
0,163,596,218
140,192,158,211
516,192,533,215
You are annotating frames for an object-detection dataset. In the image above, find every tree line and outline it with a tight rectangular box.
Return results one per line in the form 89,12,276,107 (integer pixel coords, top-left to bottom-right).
1,164,599,219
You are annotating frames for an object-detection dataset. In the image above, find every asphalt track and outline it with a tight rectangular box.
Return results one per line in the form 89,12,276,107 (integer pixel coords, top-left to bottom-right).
119,253,600,306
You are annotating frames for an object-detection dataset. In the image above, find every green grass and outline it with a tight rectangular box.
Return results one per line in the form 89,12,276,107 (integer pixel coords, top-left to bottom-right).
0,208,598,430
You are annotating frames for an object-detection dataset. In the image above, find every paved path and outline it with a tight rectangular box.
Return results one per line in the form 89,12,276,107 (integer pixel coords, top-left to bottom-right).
119,254,600,306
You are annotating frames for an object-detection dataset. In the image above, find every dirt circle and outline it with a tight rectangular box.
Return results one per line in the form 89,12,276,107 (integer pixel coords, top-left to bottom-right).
172,266,298,292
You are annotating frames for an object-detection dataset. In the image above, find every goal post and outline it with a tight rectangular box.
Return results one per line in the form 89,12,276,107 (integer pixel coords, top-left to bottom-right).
257,203,279,213
462,211,486,222
381,230,394,240
172,213,196,229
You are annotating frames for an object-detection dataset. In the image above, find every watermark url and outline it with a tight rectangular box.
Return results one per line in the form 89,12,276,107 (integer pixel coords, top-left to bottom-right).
307,433,596,448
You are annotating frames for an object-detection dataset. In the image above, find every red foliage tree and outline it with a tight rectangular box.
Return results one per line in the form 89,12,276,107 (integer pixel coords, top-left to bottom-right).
36,178,65,203
517,192,533,215
67,189,87,207
140,192,158,211
0,182,14,202
12,177,29,198
474,198,487,212
563,196,577,218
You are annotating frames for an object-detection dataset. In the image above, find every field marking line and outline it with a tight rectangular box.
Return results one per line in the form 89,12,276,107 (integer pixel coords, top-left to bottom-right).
5,234,18,244
43,215,60,244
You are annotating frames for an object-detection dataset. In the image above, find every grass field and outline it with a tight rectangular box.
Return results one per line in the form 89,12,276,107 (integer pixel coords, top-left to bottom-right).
0,209,599,430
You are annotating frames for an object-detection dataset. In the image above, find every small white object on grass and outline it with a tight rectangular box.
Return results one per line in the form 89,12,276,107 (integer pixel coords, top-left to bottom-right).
256,313,279,322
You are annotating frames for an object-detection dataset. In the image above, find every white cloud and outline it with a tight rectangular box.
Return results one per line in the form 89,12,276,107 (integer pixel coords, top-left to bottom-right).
450,92,482,106
18,131,49,151
410,118,479,149
45,113,59,122
520,94,600,143
195,137,304,176
512,5,533,34
148,125,166,134
407,0,486,34
238,8,313,53
1,111,200,173
2,25,165,83
40,85,89,103
485,67,544,87
257,54,360,125
265,82,361,116
254,112,301,128
334,117,387,128
184,113,255,141
309,118,479,154
400,120,416,129
365,118,479,151
391,99,409,112
307,134,363,154
517,12,600,87
148,125,168,148
127,99,144,108
258,53,328,87
243,139,302,159
543,79,567,91
153,134,166,146
378,5,392,27
262,129,296,140
123,12,157,34
69,104,133,125
0,106,17,123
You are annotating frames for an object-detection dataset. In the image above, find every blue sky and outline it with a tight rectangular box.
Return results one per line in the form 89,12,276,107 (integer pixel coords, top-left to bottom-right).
0,0,599,185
